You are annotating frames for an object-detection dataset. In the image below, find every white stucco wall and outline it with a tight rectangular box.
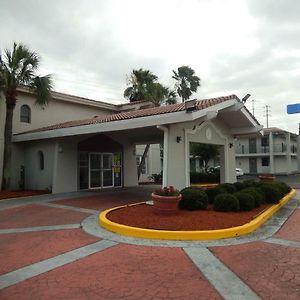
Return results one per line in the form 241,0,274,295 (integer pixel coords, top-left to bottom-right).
13,94,113,135
164,119,236,190
0,92,114,190
52,137,80,193
23,140,55,190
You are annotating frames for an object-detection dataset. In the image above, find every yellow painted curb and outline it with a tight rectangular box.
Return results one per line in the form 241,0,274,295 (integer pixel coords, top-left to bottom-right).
191,183,219,189
99,189,296,240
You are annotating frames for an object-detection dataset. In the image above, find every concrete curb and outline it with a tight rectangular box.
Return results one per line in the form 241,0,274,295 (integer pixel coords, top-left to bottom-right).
99,189,296,240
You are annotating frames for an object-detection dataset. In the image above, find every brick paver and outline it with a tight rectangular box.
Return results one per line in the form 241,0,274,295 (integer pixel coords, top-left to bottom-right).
275,208,300,242
0,188,299,299
1,244,220,300
0,229,100,275
51,189,153,210
0,204,92,229
211,241,300,300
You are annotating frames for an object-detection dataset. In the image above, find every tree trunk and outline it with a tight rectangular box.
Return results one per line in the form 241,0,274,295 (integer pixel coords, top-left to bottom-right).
137,144,150,180
1,100,15,190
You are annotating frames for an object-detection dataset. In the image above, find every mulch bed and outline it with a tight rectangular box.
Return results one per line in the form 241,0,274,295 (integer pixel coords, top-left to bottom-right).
107,203,271,231
0,190,50,200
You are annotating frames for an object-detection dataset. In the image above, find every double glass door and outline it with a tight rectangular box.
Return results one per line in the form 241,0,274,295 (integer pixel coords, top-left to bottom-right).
90,153,113,188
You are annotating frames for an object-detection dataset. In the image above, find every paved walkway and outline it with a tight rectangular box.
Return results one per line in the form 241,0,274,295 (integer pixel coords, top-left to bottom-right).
0,186,299,300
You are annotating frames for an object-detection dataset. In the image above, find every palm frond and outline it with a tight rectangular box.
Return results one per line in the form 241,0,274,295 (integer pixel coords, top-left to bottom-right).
29,75,53,106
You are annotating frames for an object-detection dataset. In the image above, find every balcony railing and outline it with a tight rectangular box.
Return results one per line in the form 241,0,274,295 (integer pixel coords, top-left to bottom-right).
235,146,269,154
236,144,297,154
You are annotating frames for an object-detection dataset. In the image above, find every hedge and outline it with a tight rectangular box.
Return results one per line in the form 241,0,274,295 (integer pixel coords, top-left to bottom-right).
179,187,208,210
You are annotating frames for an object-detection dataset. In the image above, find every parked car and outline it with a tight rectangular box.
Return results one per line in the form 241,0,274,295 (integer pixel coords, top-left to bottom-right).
236,168,244,177
211,166,244,177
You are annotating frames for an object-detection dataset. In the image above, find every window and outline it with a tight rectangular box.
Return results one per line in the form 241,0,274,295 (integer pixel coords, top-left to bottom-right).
38,151,44,170
261,157,269,167
20,105,31,123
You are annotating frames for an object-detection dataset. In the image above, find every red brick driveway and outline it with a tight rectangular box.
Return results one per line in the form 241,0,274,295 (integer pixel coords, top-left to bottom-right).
0,187,299,299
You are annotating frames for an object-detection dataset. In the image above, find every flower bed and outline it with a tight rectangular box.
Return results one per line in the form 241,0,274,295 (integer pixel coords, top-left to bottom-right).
106,203,271,231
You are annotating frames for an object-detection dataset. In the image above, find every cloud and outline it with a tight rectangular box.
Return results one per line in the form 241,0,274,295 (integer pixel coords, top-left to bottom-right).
1,0,299,132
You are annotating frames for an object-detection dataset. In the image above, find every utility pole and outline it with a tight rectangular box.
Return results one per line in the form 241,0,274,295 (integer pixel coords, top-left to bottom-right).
264,105,271,128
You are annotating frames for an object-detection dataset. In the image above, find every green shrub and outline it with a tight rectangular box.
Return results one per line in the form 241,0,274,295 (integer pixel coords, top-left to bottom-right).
259,183,282,204
243,179,261,188
214,193,240,212
219,183,237,194
205,186,227,204
233,181,246,191
190,172,220,183
242,187,265,207
179,187,208,210
234,192,255,211
272,181,292,196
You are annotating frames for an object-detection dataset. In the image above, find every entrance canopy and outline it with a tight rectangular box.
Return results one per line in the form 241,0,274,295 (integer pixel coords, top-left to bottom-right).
13,94,262,143
13,95,263,193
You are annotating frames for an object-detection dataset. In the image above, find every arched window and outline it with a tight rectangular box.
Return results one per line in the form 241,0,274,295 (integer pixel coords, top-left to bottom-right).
38,151,44,170
20,105,31,123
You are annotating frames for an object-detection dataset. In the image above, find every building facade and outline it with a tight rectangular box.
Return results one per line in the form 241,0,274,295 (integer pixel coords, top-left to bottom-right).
1,89,261,193
235,127,300,175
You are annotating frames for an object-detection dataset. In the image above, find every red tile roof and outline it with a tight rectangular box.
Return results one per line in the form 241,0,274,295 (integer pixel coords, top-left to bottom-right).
18,95,239,135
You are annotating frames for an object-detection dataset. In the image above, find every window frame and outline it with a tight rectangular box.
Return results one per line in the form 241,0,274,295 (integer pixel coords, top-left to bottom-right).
20,105,31,123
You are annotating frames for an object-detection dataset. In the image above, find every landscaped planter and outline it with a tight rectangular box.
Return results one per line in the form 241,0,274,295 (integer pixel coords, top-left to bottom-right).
151,193,182,214
259,175,276,183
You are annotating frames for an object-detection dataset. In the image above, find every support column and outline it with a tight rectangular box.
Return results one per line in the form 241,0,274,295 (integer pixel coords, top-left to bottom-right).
157,126,169,187
269,132,274,173
123,142,138,187
220,142,236,183
297,135,300,172
286,132,291,174
163,124,187,190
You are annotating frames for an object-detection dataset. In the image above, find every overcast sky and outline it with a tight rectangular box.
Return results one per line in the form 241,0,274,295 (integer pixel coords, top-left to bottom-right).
1,0,299,133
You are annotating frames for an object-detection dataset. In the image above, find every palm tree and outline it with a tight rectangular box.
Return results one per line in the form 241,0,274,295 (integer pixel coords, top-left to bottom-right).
0,42,53,190
123,68,158,102
124,68,177,179
172,65,201,102
146,83,177,107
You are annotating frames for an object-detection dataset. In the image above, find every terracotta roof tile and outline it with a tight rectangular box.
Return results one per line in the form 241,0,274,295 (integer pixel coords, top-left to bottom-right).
18,95,239,135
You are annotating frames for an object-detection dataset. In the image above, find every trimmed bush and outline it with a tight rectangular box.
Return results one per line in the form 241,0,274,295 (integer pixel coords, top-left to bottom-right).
214,193,239,212
233,181,246,191
272,181,292,196
190,172,220,183
219,183,237,194
243,179,261,188
259,183,282,204
234,192,255,211
205,186,227,204
242,187,265,207
179,187,208,210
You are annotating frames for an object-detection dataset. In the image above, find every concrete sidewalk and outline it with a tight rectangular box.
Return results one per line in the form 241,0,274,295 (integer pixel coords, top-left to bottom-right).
0,188,299,299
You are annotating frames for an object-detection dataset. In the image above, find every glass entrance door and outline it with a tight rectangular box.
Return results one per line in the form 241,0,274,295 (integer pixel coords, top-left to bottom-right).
89,153,114,188
89,153,102,188
102,154,113,187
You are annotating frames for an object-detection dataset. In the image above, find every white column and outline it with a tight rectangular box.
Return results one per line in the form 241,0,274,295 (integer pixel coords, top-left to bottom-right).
123,142,138,187
163,124,187,190
286,132,292,174
297,135,300,172
157,125,168,187
269,132,274,173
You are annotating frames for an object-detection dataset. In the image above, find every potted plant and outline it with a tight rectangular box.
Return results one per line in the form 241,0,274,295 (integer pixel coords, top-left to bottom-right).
259,173,276,183
151,186,181,214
